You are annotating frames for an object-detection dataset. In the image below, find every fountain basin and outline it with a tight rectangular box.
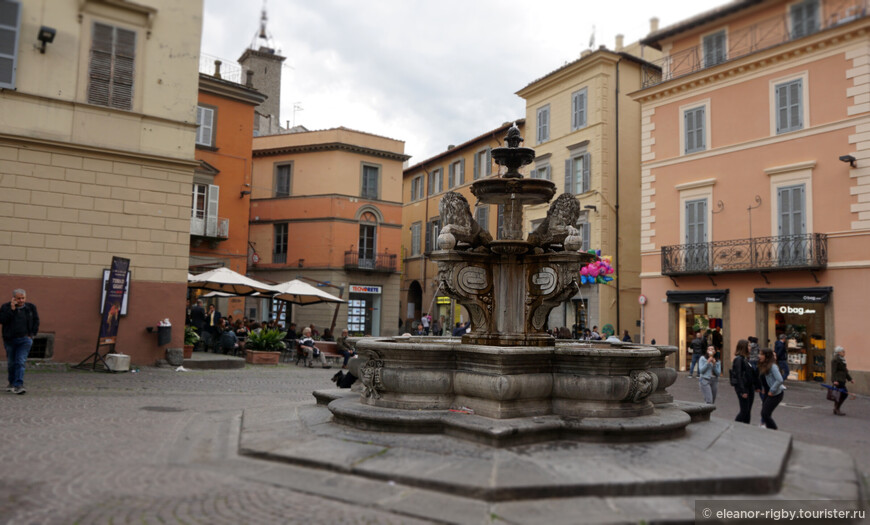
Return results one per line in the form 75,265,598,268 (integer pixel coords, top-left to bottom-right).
470,177,556,206
329,337,688,445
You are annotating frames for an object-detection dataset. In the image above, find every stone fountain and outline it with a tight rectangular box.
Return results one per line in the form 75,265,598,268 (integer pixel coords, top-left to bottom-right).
324,124,690,445
236,125,863,523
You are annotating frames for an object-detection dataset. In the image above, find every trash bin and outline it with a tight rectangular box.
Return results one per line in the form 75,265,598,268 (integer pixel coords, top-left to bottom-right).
157,325,171,346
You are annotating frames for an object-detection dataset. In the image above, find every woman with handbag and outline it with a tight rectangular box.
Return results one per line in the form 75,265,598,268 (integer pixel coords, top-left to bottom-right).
757,348,785,429
831,346,854,416
732,340,760,423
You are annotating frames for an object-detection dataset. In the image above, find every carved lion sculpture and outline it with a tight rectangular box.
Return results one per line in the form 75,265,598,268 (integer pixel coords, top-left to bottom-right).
438,191,493,250
527,193,581,249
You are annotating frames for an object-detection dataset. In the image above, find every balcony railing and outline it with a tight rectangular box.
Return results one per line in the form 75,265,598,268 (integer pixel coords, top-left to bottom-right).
190,216,229,239
344,251,397,272
661,234,827,276
642,0,869,88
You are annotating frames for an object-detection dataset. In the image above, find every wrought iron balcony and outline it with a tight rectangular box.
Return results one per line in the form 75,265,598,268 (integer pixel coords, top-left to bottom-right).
661,234,827,276
344,251,398,273
642,0,869,88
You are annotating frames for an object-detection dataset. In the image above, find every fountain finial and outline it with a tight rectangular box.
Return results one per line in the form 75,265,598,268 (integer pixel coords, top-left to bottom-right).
505,122,523,148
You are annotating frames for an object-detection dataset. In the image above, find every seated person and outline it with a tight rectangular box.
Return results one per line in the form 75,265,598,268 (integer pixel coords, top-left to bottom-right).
219,322,239,355
299,326,330,369
321,328,335,342
336,328,356,369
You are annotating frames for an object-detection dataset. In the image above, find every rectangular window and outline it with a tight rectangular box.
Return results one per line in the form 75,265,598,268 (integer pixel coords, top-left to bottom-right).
411,175,424,201
0,0,21,89
361,164,379,199
536,105,550,143
474,148,491,179
777,184,807,265
684,106,706,154
428,168,442,195
195,105,215,147
192,184,207,219
448,160,464,189
475,206,489,232
565,153,591,195
274,164,291,197
273,223,288,264
88,22,136,110
703,30,727,67
425,218,440,253
411,222,422,256
572,88,587,130
791,0,820,39
359,224,377,268
684,199,708,272
775,79,803,134
531,164,551,180
579,221,591,252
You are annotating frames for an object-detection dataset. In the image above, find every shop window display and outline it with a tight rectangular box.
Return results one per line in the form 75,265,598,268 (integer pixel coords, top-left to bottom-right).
769,303,825,381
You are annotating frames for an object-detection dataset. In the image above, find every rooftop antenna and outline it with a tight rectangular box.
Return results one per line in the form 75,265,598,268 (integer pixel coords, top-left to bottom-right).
251,0,278,53
588,25,596,49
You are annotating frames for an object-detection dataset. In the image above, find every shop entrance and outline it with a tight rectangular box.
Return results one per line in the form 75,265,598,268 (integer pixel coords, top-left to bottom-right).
667,290,728,372
755,287,832,383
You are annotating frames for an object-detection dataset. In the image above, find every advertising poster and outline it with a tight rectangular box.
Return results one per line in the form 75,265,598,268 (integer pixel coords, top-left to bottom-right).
99,256,130,345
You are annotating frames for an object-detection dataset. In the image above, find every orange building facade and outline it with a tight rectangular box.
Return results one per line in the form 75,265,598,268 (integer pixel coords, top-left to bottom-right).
190,71,265,318
400,121,523,332
634,0,870,393
248,128,408,336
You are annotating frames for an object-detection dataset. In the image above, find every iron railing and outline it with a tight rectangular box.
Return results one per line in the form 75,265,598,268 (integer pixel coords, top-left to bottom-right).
190,216,229,239
642,0,870,88
661,233,827,275
344,251,398,272
199,53,245,84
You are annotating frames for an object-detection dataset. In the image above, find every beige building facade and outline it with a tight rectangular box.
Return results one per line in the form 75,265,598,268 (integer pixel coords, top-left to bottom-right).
634,0,870,393
516,41,660,339
0,0,202,364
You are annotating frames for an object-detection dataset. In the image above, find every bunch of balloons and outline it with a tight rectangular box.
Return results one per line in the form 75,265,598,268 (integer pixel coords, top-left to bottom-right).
580,250,616,285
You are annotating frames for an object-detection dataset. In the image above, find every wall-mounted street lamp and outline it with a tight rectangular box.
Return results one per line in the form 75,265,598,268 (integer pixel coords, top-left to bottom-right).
584,205,598,213
839,154,857,168
36,26,56,54
240,190,252,198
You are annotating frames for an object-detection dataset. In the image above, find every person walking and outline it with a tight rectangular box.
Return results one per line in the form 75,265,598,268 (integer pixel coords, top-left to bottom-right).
757,348,785,429
1,288,40,395
688,330,706,378
420,314,430,335
831,346,854,416
698,345,721,404
732,339,760,423
773,333,790,380
747,336,760,369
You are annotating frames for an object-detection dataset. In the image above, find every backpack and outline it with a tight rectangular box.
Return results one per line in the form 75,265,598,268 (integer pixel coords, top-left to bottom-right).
729,357,741,387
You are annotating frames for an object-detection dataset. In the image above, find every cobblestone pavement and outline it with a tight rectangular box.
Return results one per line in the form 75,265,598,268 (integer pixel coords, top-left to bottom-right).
1,364,867,524
0,365,433,525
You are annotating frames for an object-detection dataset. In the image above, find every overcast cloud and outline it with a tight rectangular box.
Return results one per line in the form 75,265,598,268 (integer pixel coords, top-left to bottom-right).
201,0,724,163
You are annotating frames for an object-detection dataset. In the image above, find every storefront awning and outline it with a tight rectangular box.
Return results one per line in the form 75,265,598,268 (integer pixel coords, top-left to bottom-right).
666,289,729,303
753,287,832,303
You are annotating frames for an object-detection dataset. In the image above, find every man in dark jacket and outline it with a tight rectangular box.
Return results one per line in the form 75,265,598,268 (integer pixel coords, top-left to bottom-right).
688,330,706,378
189,299,206,351
204,304,222,353
0,288,40,395
774,333,790,380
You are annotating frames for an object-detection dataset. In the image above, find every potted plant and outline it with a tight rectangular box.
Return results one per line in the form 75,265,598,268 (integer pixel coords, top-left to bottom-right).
244,328,286,365
183,326,199,359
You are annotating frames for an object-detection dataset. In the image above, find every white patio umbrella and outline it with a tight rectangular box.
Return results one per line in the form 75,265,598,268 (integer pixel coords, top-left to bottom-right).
188,267,279,296
270,279,345,305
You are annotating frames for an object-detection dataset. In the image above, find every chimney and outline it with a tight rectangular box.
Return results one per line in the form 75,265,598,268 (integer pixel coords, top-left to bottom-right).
650,17,660,33
213,60,222,79
615,34,624,51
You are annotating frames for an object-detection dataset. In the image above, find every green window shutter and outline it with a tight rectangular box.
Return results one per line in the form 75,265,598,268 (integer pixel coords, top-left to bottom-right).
0,0,22,89
459,159,465,185
473,153,479,180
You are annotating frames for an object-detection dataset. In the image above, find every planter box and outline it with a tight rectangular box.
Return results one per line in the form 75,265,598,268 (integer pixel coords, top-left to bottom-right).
246,350,280,365
105,353,130,372
183,345,193,359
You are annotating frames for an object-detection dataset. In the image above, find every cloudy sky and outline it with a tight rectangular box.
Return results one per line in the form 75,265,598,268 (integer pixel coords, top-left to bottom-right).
202,0,724,163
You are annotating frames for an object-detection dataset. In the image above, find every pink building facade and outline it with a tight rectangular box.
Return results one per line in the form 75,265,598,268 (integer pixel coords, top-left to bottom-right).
634,0,870,393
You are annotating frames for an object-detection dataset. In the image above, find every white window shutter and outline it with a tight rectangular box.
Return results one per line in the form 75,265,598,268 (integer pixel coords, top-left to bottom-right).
206,184,219,237
0,0,22,89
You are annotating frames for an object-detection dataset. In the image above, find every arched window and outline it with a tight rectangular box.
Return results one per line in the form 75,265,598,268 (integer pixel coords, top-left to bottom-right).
358,211,378,269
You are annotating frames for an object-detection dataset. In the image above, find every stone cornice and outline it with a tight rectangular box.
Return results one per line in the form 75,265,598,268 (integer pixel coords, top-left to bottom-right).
631,22,870,104
253,142,411,162
199,74,267,106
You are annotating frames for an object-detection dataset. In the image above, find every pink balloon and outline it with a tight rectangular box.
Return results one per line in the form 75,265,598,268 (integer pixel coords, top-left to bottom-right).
590,268,599,277
581,267,589,275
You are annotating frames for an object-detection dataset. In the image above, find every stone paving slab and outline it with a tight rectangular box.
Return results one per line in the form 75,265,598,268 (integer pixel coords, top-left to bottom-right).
239,394,796,501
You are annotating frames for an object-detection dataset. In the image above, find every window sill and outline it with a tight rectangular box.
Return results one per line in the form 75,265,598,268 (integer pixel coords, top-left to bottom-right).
196,144,219,152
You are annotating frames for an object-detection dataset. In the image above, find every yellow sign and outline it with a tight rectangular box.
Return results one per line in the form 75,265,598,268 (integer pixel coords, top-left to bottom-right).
436,296,451,305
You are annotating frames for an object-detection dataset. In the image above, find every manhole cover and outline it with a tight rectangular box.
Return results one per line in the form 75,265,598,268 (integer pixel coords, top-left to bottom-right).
780,403,810,409
140,406,185,413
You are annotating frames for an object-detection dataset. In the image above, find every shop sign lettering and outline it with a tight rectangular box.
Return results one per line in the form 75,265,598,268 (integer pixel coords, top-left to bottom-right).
350,285,382,294
779,306,816,315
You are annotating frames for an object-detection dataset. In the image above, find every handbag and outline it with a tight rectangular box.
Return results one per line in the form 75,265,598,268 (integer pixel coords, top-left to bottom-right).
826,388,837,402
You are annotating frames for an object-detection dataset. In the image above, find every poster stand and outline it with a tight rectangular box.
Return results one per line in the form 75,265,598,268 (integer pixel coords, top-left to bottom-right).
74,256,130,373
